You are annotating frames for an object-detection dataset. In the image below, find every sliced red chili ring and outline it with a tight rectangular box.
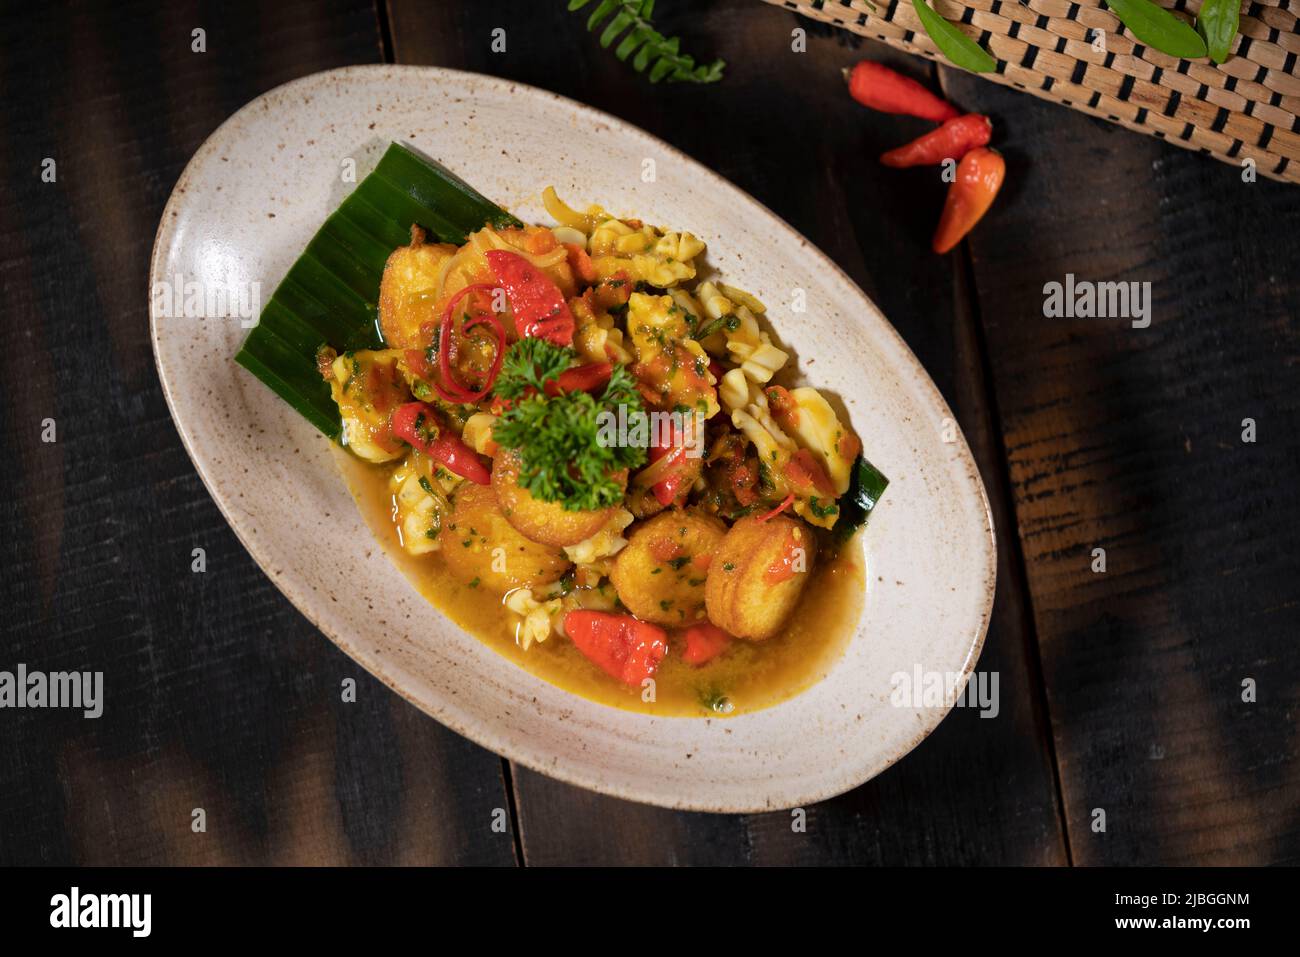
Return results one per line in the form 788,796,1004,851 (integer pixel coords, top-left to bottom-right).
436,282,505,403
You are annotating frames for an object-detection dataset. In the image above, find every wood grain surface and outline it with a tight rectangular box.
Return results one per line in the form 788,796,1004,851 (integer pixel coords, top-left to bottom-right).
0,0,516,867
940,64,1300,865
0,0,1294,866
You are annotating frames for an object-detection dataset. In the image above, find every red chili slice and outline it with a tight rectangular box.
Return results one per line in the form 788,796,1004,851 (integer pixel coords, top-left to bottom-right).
543,362,612,397
649,419,692,506
755,493,795,523
436,282,504,404
485,249,575,346
390,401,491,485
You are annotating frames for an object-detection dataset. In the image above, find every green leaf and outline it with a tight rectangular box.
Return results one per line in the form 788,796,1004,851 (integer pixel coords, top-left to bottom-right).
911,0,997,73
569,0,725,84
234,143,521,438
833,455,890,540
1104,0,1208,59
1196,0,1240,64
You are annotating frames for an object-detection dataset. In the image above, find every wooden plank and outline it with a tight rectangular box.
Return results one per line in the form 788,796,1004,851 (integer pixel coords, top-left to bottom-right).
386,0,1067,864
937,65,1300,865
0,0,516,866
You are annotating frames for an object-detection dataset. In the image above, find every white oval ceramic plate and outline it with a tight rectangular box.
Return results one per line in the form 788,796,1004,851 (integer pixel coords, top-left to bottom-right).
150,65,995,812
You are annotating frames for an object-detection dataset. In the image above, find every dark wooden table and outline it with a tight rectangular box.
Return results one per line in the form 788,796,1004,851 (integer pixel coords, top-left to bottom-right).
2,0,1296,866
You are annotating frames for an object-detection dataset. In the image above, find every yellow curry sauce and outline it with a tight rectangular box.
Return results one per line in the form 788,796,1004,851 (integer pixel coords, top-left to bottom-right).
336,449,864,716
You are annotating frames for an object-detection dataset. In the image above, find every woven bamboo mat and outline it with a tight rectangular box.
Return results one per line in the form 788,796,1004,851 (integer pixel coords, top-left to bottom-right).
765,0,1300,183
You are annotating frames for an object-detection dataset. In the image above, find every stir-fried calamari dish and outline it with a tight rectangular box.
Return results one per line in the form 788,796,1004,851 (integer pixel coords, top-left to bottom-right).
317,186,884,710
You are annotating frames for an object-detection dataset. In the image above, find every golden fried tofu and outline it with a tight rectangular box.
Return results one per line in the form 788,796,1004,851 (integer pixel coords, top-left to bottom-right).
610,510,726,626
378,226,458,349
705,515,816,640
491,450,625,548
441,483,570,594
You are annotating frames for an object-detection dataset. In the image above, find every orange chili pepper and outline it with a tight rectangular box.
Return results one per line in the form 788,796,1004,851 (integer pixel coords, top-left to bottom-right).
932,147,1005,255
881,114,992,168
845,61,959,123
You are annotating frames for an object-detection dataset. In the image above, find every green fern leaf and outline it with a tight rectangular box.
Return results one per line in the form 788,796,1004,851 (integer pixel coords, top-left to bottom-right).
568,0,725,84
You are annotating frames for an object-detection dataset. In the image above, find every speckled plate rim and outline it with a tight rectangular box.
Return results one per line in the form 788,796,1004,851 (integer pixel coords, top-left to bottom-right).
150,64,997,812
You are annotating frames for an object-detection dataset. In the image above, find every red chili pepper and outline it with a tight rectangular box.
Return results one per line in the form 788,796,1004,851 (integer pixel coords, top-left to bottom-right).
543,362,612,397
563,610,668,686
437,282,505,403
649,419,692,506
881,113,992,168
845,61,959,123
755,493,795,523
680,623,731,666
933,147,1005,254
485,249,575,346
390,401,492,485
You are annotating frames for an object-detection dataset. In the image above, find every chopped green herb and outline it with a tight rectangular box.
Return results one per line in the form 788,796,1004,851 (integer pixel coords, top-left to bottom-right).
694,317,725,339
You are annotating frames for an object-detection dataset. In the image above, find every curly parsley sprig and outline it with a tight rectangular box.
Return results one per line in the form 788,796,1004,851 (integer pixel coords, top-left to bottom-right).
494,337,576,401
492,340,648,511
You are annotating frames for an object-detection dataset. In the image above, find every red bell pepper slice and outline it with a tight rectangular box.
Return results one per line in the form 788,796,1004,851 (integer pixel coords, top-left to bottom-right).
485,249,575,346
390,401,491,485
680,623,731,666
563,610,668,687
543,362,612,397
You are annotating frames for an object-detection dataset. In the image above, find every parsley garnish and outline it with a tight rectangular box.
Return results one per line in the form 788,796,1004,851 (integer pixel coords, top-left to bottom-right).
492,339,648,511
494,337,575,401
